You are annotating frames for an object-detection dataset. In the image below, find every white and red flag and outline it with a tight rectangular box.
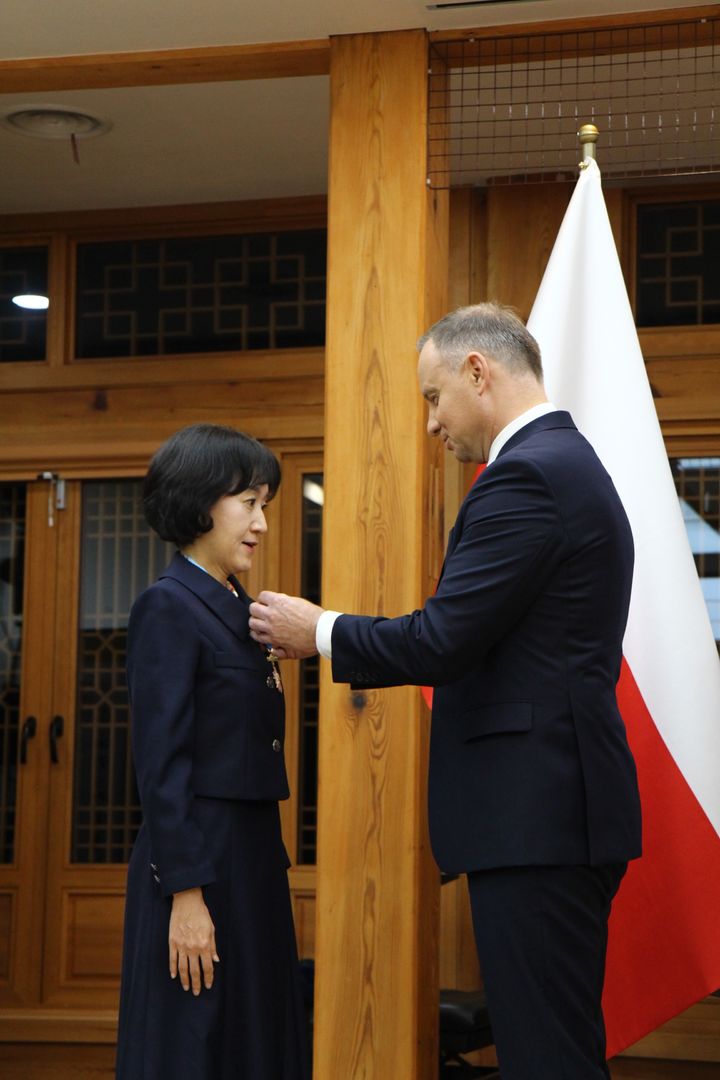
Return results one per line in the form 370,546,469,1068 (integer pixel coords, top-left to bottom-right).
527,158,720,1056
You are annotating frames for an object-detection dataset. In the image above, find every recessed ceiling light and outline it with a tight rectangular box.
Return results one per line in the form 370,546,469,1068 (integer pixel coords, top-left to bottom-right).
1,106,111,140
12,294,49,310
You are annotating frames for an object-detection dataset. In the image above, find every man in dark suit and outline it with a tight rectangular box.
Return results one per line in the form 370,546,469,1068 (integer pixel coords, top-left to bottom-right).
249,303,642,1079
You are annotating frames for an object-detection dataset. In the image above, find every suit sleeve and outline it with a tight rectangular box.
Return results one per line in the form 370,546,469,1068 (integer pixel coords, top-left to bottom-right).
331,456,566,688
127,584,216,896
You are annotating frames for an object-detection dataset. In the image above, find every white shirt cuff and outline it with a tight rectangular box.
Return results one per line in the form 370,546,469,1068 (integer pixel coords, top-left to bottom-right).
316,610,342,659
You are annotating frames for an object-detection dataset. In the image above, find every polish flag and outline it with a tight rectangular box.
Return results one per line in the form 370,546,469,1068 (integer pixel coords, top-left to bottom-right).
527,158,720,1056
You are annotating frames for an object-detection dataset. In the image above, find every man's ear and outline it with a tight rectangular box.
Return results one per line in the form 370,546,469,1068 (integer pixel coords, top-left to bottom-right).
466,351,490,389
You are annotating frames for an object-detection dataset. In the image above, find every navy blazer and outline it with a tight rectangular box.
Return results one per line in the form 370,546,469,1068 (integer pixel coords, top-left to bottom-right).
127,552,289,896
331,412,642,873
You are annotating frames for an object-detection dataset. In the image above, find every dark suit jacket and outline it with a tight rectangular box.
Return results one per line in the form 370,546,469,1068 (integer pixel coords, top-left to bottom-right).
127,552,288,896
331,412,642,873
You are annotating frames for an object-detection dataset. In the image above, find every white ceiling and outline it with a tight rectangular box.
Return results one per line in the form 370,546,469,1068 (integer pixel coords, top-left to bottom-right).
0,0,711,213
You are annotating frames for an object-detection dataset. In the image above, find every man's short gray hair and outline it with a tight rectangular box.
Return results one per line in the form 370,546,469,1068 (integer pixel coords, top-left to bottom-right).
417,302,543,380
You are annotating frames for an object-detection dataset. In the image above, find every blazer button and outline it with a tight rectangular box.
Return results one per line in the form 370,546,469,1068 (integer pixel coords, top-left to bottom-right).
272,738,281,753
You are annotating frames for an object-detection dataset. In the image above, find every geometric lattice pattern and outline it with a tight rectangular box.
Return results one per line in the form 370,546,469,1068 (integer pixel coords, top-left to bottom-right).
297,473,323,865
72,480,173,863
636,201,720,326
671,457,720,653
0,247,48,363
0,484,25,863
75,230,327,359
428,15,720,187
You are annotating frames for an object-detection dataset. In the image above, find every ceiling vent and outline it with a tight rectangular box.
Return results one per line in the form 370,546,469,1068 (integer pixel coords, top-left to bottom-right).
0,105,111,140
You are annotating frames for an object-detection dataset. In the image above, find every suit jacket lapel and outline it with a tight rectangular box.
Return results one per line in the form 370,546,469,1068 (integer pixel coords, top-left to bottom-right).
160,551,251,642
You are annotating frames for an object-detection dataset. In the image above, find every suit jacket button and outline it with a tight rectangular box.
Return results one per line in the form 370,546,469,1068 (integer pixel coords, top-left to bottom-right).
272,738,281,752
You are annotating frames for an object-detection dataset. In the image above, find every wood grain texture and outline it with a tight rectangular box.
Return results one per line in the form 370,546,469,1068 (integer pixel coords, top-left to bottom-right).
0,485,60,1008
620,998,720,1063
0,194,327,238
611,1055,720,1077
486,183,572,320
0,40,329,94
316,28,448,1079
0,1042,116,1078
0,375,324,480
430,5,720,46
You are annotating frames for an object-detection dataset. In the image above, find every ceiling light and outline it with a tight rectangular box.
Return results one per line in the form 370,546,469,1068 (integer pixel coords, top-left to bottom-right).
1,106,111,140
12,294,49,310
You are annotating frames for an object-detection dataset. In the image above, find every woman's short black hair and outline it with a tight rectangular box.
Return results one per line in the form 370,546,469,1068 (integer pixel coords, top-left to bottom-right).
143,424,281,547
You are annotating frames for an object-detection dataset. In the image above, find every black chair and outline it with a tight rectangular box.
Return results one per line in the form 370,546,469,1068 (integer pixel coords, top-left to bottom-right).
439,987,500,1077
299,958,500,1078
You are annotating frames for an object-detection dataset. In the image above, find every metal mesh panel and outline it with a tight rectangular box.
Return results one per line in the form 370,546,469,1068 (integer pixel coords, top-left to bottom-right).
72,480,173,863
428,16,720,187
0,484,24,864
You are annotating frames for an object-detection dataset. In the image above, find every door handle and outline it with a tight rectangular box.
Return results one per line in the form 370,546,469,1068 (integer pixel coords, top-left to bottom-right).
49,714,64,764
20,715,37,764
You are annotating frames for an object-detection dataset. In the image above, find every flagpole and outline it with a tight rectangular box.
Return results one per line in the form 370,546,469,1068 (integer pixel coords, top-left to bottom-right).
578,122,599,169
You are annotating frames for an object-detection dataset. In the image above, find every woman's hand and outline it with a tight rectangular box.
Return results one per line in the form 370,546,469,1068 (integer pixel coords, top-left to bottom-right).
169,887,219,994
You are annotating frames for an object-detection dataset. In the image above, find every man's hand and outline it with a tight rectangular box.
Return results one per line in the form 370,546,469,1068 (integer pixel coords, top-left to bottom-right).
249,591,323,659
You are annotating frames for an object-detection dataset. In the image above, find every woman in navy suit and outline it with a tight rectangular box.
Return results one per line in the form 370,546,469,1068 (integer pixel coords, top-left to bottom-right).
116,424,309,1080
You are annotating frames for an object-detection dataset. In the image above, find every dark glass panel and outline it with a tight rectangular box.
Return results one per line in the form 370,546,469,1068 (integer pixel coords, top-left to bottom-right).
0,247,48,362
636,202,720,327
71,480,173,863
298,473,323,865
0,484,25,863
671,458,720,655
75,230,327,359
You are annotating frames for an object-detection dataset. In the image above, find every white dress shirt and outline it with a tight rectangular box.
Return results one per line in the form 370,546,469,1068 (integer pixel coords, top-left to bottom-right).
315,402,558,659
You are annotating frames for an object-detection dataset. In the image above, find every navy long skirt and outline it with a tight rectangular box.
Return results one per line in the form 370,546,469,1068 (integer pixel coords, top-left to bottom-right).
116,798,310,1080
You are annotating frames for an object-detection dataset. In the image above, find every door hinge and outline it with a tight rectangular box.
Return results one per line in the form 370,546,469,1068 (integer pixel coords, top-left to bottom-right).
37,470,66,527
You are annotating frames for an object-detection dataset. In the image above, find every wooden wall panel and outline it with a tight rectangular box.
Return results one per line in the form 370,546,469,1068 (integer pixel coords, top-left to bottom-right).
0,893,13,980
486,183,571,319
0,1043,116,1080
291,893,316,961
0,373,324,479
623,998,720,1063
64,894,124,982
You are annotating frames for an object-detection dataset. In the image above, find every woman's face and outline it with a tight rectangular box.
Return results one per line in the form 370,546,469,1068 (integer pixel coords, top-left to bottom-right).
184,484,270,581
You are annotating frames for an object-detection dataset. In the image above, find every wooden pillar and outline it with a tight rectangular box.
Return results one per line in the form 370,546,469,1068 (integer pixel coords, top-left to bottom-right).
315,29,448,1078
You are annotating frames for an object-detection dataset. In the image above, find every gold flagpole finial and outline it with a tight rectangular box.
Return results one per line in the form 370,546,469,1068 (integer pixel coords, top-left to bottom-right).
578,123,599,170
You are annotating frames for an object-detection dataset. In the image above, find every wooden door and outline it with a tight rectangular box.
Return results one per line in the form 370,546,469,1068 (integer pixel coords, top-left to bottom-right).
0,480,59,1007
40,478,174,1008
1,458,322,1016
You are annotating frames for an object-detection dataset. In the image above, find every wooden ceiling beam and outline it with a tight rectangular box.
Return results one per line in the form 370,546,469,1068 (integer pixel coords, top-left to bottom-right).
429,4,720,44
0,39,330,94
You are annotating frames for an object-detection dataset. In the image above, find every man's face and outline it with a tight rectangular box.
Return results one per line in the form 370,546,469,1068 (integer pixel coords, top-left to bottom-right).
417,340,484,463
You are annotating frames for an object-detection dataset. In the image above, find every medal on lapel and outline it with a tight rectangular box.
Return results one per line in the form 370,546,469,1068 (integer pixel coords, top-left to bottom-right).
265,647,283,694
